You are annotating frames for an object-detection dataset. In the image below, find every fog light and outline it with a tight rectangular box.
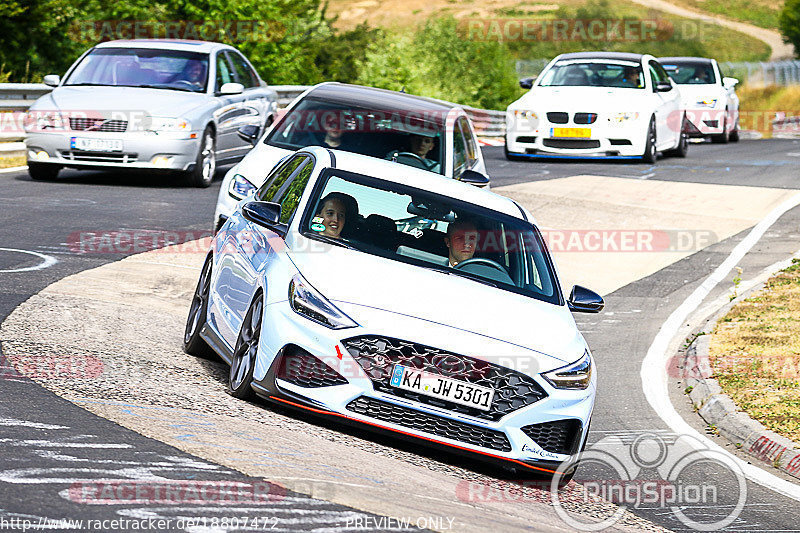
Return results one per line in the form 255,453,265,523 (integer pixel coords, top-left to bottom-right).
36,150,50,161
151,155,173,167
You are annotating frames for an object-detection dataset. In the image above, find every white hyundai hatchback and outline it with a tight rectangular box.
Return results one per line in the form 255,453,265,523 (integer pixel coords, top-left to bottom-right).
505,52,688,163
185,146,604,477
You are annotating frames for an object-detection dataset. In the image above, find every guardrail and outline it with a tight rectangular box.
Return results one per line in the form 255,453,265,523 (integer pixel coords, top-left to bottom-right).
0,83,509,142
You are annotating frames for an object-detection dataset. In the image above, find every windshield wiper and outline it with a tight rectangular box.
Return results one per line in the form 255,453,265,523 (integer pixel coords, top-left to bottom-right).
64,83,110,86
118,84,198,92
303,233,360,251
421,263,498,288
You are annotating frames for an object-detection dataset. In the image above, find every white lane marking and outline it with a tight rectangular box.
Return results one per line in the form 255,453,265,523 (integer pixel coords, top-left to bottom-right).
0,166,28,174
0,439,132,448
637,172,656,180
786,152,800,157
0,418,68,430
0,247,57,273
641,191,800,501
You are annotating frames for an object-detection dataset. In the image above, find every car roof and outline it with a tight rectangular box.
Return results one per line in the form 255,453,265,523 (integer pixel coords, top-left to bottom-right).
305,83,462,122
658,57,714,65
556,51,644,62
309,147,523,219
94,39,230,53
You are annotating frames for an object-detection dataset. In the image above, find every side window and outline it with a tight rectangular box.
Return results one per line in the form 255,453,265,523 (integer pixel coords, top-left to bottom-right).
215,53,233,92
457,117,478,168
226,51,259,88
275,161,314,223
650,61,671,86
452,124,467,176
256,156,306,202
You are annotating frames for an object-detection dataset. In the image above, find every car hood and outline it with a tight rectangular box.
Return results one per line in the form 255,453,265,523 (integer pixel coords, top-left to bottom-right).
512,86,654,112
235,143,293,187
288,239,585,371
45,86,208,118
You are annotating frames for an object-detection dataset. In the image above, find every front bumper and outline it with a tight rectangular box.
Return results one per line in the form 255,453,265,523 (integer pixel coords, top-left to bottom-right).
684,108,729,136
251,299,595,473
24,130,201,171
505,117,648,159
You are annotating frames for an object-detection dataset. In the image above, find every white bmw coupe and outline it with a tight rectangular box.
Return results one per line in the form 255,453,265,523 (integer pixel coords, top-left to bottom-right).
185,146,604,478
505,52,688,163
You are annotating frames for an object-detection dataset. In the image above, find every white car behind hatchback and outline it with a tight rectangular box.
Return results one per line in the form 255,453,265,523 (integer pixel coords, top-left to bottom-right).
505,52,688,163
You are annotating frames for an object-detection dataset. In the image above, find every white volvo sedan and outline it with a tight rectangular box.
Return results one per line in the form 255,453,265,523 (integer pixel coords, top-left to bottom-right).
185,146,603,478
659,56,740,143
505,52,688,163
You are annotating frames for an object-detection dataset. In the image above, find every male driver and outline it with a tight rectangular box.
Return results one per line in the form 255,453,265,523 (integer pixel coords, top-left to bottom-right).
443,219,478,267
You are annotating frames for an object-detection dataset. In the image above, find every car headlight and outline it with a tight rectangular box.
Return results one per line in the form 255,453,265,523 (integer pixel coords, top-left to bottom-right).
23,111,66,132
289,274,358,329
542,350,592,390
228,173,256,200
147,116,192,132
608,112,639,125
695,99,718,108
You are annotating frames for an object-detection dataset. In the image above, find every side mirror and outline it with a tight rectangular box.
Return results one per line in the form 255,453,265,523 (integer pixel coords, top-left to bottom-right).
655,82,673,92
237,124,260,145
459,169,490,187
722,77,739,89
519,77,535,89
43,75,60,87
219,82,244,95
242,201,282,228
567,285,604,313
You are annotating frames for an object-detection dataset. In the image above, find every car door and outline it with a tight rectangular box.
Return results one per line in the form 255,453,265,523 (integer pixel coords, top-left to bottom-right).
212,51,248,160
224,50,271,158
648,60,681,148
211,154,309,348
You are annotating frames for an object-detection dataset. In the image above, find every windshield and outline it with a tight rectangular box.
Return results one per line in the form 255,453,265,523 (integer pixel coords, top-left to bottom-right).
266,98,446,175
300,169,561,305
539,61,644,88
662,62,717,85
65,48,209,93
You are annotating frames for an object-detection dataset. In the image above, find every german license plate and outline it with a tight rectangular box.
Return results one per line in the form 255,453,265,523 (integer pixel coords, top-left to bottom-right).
70,137,123,152
390,364,494,411
551,128,591,138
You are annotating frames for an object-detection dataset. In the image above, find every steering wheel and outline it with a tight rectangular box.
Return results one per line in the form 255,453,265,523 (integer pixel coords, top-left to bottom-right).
453,257,508,274
175,80,200,90
388,151,435,170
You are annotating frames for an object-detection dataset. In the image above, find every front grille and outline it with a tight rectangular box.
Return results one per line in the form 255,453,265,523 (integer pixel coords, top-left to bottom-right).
69,118,128,132
543,139,600,149
520,419,582,455
276,346,348,388
347,396,512,452
703,120,719,127
574,113,598,125
343,336,547,422
516,136,537,144
546,112,569,124
59,150,137,163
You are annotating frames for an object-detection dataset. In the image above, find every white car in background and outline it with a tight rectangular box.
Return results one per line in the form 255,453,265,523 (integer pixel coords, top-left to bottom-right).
659,57,740,143
505,52,688,163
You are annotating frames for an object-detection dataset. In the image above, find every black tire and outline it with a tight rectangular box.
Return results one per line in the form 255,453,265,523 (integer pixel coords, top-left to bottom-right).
663,114,689,158
640,117,657,164
184,254,217,359
228,293,263,400
185,126,216,187
730,123,740,143
28,162,61,181
711,111,730,144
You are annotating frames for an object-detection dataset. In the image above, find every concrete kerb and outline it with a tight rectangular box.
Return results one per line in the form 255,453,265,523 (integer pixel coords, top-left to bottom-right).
683,262,800,480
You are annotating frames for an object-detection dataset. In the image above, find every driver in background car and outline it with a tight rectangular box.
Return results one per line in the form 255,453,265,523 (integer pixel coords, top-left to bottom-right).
443,219,478,267
386,134,440,173
621,66,642,88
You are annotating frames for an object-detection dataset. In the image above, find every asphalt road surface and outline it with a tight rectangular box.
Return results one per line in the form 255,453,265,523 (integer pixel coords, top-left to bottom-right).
1,138,799,531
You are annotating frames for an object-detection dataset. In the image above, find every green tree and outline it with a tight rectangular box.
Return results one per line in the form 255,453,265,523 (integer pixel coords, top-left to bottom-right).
779,0,800,58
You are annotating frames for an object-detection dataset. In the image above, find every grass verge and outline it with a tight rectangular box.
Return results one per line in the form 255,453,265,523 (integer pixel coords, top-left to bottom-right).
664,0,781,30
709,258,800,443
737,85,800,137
0,155,25,169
